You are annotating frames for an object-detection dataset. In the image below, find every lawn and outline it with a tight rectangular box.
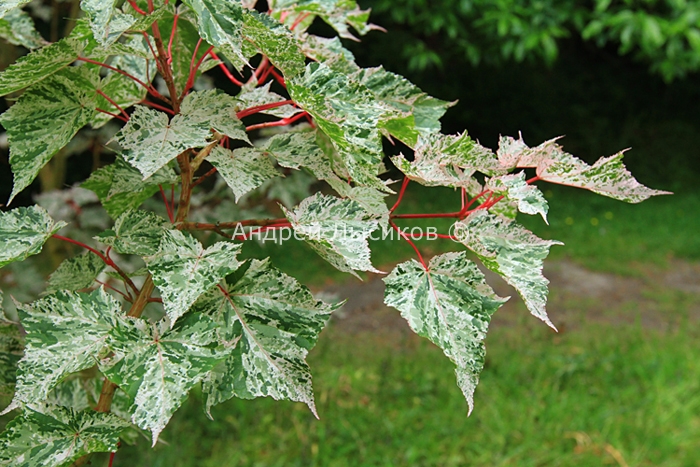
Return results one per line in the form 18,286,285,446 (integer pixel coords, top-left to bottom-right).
110,312,700,467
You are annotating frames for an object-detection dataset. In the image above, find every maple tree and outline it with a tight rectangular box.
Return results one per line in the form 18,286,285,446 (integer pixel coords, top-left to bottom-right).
0,1,669,465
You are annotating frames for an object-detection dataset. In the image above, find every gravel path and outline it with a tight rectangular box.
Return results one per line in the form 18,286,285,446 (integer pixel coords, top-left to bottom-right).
320,259,700,336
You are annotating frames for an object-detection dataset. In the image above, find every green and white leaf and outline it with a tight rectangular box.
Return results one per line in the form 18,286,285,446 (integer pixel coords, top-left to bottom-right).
283,193,381,277
270,0,381,40
101,313,227,445
145,230,242,324
45,252,105,294
0,1,30,19
242,10,306,78
453,211,562,329
95,210,168,256
207,146,280,202
300,34,359,74
112,90,248,179
497,135,671,203
0,290,23,397
1,66,98,202
193,258,335,416
0,205,66,269
0,405,129,467
0,35,87,96
383,252,507,413
392,132,503,188
182,0,247,67
288,63,391,188
9,289,118,409
0,8,47,49
180,90,250,143
486,172,549,223
80,0,137,46
236,82,301,118
354,66,453,147
81,157,178,219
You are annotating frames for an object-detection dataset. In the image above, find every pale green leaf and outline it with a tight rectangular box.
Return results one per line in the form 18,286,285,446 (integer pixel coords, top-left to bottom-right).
270,0,380,40
236,82,301,118
242,10,306,78
264,131,389,222
300,34,359,74
145,230,242,324
0,8,47,49
1,66,98,202
112,90,248,179
95,210,168,256
383,252,507,413
0,206,66,269
207,146,281,202
0,405,129,467
193,259,335,415
497,135,671,203
0,35,86,96
0,1,30,19
101,313,227,445
11,289,119,407
80,0,137,46
288,63,390,188
486,172,549,223
453,211,562,329
182,0,247,67
81,157,178,219
354,66,453,147
283,193,381,277
0,291,23,397
45,253,105,294
392,132,504,188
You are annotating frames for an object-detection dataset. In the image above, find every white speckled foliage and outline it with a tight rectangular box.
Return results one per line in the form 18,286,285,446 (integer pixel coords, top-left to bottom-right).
145,230,242,324
384,252,507,413
0,0,670,463
283,193,382,277
101,313,227,445
0,405,129,466
453,210,563,329
192,259,336,416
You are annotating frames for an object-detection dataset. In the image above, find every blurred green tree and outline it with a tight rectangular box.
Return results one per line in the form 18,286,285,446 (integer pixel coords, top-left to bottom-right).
363,0,700,81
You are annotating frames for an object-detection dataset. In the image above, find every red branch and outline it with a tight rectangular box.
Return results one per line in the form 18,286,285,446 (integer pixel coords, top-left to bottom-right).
390,177,410,212
96,108,128,123
159,185,174,222
167,14,180,66
52,235,138,294
236,100,295,119
245,112,307,131
527,175,541,184
210,51,244,86
77,57,168,102
96,90,129,120
191,167,218,188
139,100,175,115
270,68,286,88
183,41,214,97
390,221,427,270
126,0,147,15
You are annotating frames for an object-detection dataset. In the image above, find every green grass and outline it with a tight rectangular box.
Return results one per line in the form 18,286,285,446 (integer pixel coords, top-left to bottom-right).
110,310,700,467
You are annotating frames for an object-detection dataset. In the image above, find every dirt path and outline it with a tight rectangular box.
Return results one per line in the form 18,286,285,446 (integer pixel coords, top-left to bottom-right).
320,259,700,336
